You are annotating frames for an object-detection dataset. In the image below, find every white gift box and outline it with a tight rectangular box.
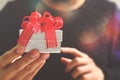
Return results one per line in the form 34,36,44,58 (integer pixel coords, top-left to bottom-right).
19,29,63,53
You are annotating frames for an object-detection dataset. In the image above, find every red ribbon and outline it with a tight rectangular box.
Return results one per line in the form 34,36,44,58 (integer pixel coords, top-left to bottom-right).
17,11,63,48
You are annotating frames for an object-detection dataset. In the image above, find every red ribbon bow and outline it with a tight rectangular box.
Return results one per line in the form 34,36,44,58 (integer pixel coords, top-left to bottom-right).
17,11,63,48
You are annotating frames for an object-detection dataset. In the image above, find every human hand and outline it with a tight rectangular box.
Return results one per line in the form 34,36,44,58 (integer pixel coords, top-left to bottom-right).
61,47,104,80
0,44,50,80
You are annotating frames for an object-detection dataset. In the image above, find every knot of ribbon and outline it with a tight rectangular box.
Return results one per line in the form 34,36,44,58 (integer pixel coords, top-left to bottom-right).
17,11,63,48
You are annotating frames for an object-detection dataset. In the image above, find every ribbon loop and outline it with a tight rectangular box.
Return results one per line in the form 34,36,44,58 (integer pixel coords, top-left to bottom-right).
18,11,63,48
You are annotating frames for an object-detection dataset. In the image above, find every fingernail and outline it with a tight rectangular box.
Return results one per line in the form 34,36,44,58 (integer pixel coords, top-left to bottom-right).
15,45,25,55
30,50,40,59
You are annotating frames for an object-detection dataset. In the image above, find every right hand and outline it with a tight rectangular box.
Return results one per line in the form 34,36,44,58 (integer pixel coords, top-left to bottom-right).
0,44,50,80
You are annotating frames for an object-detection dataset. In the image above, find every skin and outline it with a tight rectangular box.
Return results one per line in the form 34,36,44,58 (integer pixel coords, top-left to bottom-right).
0,44,50,80
42,0,105,79
42,0,85,12
61,47,104,80
0,0,105,80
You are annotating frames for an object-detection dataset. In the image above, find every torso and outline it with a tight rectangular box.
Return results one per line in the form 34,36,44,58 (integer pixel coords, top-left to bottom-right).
0,0,116,80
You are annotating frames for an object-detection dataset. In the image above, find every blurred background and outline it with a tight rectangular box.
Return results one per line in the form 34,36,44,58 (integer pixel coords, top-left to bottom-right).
0,0,120,11
0,0,15,11
0,0,120,80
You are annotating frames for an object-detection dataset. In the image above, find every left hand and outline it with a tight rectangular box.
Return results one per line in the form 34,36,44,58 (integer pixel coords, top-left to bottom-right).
0,44,50,80
61,47,104,80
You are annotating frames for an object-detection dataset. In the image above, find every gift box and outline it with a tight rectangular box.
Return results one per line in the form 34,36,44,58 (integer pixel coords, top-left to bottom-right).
19,29,63,53
17,11,63,53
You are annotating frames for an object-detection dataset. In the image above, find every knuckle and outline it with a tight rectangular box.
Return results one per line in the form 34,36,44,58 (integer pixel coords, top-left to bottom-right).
72,48,78,51
85,56,93,64
24,66,34,72
12,62,23,71
74,57,80,63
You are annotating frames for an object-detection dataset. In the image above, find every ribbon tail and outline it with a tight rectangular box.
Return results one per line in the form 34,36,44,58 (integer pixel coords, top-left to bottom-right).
45,30,57,48
17,25,34,46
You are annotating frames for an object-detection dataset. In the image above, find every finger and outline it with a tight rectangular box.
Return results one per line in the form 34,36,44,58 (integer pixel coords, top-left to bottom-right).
61,57,72,65
23,62,46,80
61,47,88,57
65,57,88,72
3,49,40,79
12,58,46,80
71,66,91,79
23,53,50,79
79,72,93,80
40,53,50,60
0,44,25,68
11,56,22,63
12,53,50,79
